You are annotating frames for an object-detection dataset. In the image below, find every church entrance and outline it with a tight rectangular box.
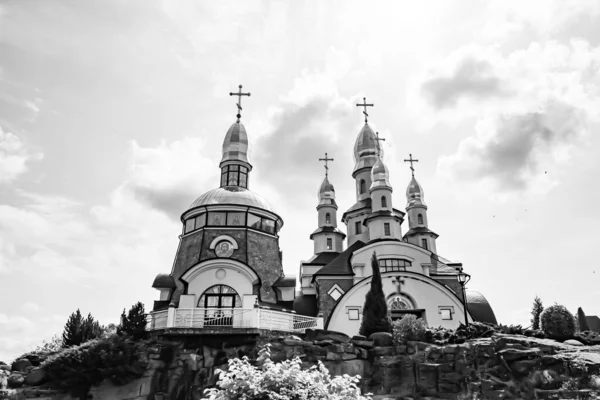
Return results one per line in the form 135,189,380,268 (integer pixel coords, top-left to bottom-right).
198,284,242,326
387,292,424,322
389,309,425,321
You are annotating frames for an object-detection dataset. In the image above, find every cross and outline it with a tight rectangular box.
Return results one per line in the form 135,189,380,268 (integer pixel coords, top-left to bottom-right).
394,276,405,293
319,152,334,177
375,132,385,156
229,84,251,123
404,153,419,177
356,97,374,123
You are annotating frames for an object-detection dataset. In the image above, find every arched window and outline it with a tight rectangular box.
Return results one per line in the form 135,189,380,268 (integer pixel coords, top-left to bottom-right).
418,214,424,225
387,294,415,310
381,196,387,208
359,179,366,194
198,285,242,326
325,213,331,224
326,238,332,250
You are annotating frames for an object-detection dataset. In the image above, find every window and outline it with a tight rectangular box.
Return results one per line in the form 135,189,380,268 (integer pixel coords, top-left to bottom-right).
262,218,275,234
326,238,332,250
418,214,424,225
247,213,262,230
439,307,454,320
384,223,391,236
185,218,195,233
421,238,428,250
355,221,362,234
208,212,226,226
220,165,248,189
195,214,206,229
348,309,360,320
325,213,331,224
198,285,242,326
327,284,345,301
227,212,244,226
379,259,411,272
359,179,366,194
381,196,387,208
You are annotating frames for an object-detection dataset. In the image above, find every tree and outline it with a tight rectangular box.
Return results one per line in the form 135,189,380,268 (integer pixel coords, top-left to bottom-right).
577,307,591,332
117,301,147,340
359,252,392,337
530,295,544,330
62,309,103,347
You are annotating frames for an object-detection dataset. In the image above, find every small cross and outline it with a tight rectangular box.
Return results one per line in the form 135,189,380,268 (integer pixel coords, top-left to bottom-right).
319,152,334,177
395,276,405,293
404,153,419,177
356,97,374,123
229,84,251,123
375,132,385,156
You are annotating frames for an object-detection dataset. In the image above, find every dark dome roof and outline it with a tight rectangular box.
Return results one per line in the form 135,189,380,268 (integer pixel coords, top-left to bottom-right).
152,273,176,289
466,290,498,325
188,187,275,212
293,294,318,317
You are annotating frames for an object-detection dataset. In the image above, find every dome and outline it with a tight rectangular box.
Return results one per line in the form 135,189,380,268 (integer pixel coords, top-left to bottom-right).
406,176,426,208
188,187,274,212
370,157,391,190
221,122,250,166
152,273,176,289
318,176,337,206
466,290,498,325
353,123,382,174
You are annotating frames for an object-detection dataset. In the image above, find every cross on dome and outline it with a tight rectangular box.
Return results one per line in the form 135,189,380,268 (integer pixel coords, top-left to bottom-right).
229,84,251,123
375,132,385,157
404,153,419,177
356,97,374,123
319,152,334,177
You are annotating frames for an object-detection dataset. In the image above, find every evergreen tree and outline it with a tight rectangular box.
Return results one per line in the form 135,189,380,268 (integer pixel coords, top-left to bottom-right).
359,252,392,337
82,313,103,342
577,307,591,332
117,301,147,340
530,295,544,330
62,309,84,347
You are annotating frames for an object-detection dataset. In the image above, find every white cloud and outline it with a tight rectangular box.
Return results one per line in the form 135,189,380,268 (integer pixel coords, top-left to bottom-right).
21,302,40,313
0,127,43,184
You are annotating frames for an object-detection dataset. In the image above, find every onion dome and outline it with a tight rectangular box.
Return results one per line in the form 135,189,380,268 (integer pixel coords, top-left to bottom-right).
466,290,498,325
221,122,251,168
353,123,382,174
318,176,337,206
152,273,176,289
188,187,274,212
370,157,391,191
406,176,426,208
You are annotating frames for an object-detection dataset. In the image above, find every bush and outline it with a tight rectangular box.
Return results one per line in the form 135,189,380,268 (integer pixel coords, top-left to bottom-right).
358,252,392,337
530,296,544,330
41,334,147,397
117,301,147,340
540,305,576,341
203,345,371,400
392,315,427,344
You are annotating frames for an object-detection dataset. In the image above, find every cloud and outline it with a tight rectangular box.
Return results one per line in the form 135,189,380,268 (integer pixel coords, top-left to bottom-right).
0,126,42,184
21,302,40,313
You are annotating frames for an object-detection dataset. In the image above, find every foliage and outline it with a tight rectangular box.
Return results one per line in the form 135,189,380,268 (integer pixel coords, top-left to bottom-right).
530,296,544,331
392,315,427,344
577,307,591,332
203,345,372,400
496,324,524,335
36,334,64,353
523,329,546,339
41,334,147,397
61,309,103,347
573,330,600,346
117,301,148,340
359,252,392,337
540,305,576,341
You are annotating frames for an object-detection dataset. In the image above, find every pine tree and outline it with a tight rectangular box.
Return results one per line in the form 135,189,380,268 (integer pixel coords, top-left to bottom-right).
82,313,103,342
577,307,591,332
62,309,84,347
530,296,544,330
359,252,392,337
117,301,147,340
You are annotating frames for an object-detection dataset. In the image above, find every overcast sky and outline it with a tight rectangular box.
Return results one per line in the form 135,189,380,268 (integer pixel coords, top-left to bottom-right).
1,0,600,361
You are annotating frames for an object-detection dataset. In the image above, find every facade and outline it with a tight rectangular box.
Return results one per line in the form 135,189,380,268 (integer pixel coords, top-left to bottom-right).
150,94,496,336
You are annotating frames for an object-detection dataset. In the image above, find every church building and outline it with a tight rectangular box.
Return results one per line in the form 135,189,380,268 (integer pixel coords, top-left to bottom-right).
149,88,496,335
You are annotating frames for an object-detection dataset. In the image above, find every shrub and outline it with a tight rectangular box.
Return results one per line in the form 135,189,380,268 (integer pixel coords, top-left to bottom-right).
392,315,427,344
530,296,544,330
540,305,576,341
359,252,392,337
203,345,372,400
41,334,147,397
117,301,147,340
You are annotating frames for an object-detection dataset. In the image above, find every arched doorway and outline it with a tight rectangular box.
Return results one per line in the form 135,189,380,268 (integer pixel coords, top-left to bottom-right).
387,293,425,322
198,284,242,326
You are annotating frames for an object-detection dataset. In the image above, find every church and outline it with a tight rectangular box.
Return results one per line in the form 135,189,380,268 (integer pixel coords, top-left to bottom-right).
149,86,497,335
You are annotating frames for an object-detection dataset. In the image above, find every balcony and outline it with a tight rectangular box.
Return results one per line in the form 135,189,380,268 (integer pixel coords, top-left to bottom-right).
148,307,323,334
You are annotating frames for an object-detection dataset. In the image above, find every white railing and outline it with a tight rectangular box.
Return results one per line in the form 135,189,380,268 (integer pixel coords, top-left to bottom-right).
148,307,322,333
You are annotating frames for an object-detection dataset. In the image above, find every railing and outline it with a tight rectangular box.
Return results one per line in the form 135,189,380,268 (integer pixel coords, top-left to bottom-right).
148,307,322,333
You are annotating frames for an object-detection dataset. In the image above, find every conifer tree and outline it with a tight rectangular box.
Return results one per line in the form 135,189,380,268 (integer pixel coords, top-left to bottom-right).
359,252,392,337
530,295,544,330
577,307,591,332
117,301,147,340
62,309,84,347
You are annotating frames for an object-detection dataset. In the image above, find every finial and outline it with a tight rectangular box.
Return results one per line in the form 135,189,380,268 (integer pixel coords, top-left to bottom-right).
374,132,386,157
319,152,334,178
229,84,251,123
403,153,419,177
356,97,374,123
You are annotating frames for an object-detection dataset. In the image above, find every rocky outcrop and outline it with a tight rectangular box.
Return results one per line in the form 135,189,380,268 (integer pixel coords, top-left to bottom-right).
2,330,600,399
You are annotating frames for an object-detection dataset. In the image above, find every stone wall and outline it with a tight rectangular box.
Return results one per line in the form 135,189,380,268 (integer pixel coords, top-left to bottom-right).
4,330,600,400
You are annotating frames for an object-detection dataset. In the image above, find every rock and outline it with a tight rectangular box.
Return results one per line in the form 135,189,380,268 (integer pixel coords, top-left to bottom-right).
314,339,335,346
23,368,47,386
7,373,24,388
370,346,396,356
496,347,542,362
510,359,541,375
352,335,367,341
369,332,394,347
305,329,351,344
563,339,585,346
0,364,10,372
284,334,303,342
11,359,32,372
351,339,374,349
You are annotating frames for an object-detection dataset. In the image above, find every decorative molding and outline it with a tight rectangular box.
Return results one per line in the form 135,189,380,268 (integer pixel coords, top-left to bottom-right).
209,235,239,250
181,259,259,285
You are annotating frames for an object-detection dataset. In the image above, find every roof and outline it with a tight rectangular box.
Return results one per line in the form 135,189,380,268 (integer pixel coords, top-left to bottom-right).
586,315,600,332
302,252,340,266
309,226,346,240
221,122,250,165
404,226,439,238
293,294,318,317
466,290,498,325
342,198,372,221
273,276,296,288
406,176,426,207
314,240,366,277
188,187,275,213
152,274,176,289
363,209,404,225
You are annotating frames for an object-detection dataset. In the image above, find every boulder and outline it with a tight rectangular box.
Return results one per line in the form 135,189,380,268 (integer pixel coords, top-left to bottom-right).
23,368,47,386
563,339,585,346
11,358,32,372
7,373,24,388
0,364,10,372
496,347,542,362
351,339,374,349
369,332,393,347
305,329,351,344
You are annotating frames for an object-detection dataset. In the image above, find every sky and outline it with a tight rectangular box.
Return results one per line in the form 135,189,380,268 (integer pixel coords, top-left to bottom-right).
1,0,600,361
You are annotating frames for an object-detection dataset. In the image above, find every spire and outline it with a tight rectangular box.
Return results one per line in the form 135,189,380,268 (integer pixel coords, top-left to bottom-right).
404,153,425,207
319,152,334,178
356,97,374,123
318,153,336,206
404,153,419,178
370,156,391,191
